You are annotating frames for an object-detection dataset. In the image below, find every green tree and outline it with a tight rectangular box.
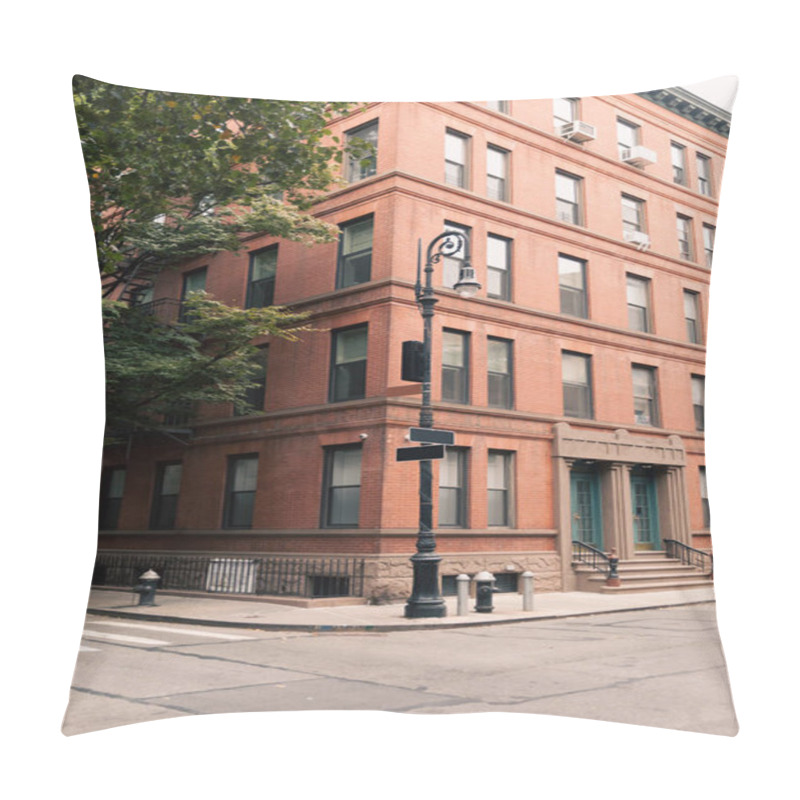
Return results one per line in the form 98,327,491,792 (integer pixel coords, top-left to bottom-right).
73,76,363,436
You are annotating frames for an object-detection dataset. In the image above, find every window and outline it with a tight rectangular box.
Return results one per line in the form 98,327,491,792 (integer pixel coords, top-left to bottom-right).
223,454,258,529
197,194,215,216
337,216,373,288
696,154,712,196
179,266,207,321
330,325,368,402
99,467,126,530
442,329,469,404
322,445,362,527
677,215,694,260
699,467,710,527
487,337,513,408
346,120,378,182
692,375,705,431
632,365,659,426
486,145,509,201
246,247,277,308
445,130,470,188
442,222,471,289
671,143,687,185
553,98,577,129
150,463,182,530
684,291,701,343
703,224,716,267
617,118,640,158
562,351,593,419
626,274,651,332
621,194,646,233
488,451,513,527
439,448,467,527
487,234,511,300
559,254,587,318
486,100,509,113
236,346,268,415
555,171,583,225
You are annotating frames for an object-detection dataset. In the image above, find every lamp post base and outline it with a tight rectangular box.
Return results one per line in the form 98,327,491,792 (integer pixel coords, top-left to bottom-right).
404,552,447,618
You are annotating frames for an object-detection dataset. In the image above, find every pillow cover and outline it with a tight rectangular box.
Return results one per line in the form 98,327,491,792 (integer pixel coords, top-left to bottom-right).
63,76,737,737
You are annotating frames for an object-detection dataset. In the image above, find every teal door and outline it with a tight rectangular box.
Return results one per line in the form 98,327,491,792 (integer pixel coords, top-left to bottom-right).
570,472,603,549
631,474,660,550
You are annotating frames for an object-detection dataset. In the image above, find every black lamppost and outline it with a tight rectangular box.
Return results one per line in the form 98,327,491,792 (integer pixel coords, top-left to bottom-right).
404,231,481,619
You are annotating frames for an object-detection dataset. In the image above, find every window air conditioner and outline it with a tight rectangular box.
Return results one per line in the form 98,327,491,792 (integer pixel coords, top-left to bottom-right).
560,121,597,143
623,230,651,250
621,146,657,167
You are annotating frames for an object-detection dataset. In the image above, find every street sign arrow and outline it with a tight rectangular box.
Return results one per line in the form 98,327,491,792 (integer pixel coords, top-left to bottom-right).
396,444,446,462
408,427,455,445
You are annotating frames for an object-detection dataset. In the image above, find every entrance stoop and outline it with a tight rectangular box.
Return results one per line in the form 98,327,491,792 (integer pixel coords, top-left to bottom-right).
573,551,714,593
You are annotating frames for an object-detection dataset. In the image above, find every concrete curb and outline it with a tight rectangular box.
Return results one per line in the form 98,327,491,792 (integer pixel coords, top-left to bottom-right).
85,598,716,633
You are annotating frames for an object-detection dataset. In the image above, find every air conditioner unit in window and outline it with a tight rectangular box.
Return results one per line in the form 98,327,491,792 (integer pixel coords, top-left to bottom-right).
624,230,651,250
560,120,597,143
621,146,657,167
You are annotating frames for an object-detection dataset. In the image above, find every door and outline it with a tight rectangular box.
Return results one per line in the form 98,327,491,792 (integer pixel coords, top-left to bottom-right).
570,472,603,549
631,474,660,550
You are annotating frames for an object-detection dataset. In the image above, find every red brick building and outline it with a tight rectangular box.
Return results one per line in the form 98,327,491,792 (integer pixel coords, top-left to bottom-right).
97,88,729,601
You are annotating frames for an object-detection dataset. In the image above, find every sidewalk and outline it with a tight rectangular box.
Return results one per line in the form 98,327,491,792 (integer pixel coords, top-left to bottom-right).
86,586,717,632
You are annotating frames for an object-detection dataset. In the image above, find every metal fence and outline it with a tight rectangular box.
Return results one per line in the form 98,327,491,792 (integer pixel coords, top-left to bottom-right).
92,552,366,599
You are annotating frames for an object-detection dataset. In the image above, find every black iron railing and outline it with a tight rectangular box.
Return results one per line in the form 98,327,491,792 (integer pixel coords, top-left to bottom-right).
92,552,366,598
132,297,182,324
663,539,713,577
572,540,613,574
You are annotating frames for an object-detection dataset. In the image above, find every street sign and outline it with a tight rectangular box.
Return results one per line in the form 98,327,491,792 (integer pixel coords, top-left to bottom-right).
396,444,446,462
408,427,455,445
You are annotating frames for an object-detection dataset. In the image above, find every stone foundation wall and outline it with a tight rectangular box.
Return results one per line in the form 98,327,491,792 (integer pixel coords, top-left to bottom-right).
363,551,562,603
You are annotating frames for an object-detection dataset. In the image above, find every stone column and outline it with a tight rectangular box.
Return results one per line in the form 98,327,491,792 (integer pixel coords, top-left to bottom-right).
607,462,634,560
663,466,691,546
556,457,577,591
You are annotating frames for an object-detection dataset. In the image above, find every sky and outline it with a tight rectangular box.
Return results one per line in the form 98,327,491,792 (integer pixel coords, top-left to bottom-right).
683,75,738,111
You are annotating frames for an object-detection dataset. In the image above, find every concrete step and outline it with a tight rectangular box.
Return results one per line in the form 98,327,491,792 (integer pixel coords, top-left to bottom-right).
597,578,715,594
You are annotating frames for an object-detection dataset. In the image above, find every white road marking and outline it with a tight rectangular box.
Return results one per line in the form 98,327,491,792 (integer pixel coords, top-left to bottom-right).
82,630,169,646
85,620,254,641
79,646,101,652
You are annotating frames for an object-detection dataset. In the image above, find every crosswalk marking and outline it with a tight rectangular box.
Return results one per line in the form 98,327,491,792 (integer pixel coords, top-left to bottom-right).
85,620,254,641
82,630,170,646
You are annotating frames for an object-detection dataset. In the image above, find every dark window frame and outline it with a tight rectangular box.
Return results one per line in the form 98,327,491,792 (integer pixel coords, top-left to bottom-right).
321,444,363,528
632,364,660,426
445,129,470,189
562,350,594,420
692,374,705,431
486,144,510,202
235,345,269,416
329,324,368,403
246,245,278,308
487,449,514,527
487,336,514,409
223,454,259,530
677,214,694,261
684,290,701,344
336,214,374,289
438,447,468,528
179,266,208,321
346,120,379,183
626,273,652,333
149,462,182,530
555,170,584,226
99,467,126,530
441,329,470,404
558,253,588,318
486,233,512,301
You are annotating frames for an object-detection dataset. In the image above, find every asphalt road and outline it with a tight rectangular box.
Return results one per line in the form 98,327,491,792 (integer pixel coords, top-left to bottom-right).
63,603,737,736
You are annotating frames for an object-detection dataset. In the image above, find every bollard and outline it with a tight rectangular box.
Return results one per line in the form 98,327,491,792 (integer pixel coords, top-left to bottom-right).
521,571,534,611
456,574,470,616
473,570,496,613
132,569,160,606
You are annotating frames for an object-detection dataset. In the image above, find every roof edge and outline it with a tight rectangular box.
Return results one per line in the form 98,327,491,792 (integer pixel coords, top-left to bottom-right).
637,87,731,138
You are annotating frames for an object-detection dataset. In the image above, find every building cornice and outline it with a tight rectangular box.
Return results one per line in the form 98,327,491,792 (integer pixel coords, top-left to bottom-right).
638,88,731,138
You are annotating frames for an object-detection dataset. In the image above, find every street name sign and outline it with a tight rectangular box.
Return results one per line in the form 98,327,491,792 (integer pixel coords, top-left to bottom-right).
396,444,446,462
407,427,455,445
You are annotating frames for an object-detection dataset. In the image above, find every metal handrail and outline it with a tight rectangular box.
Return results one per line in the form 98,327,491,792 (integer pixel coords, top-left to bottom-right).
663,539,714,577
572,540,611,574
